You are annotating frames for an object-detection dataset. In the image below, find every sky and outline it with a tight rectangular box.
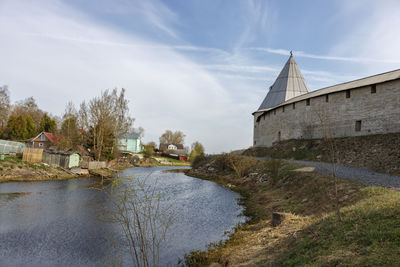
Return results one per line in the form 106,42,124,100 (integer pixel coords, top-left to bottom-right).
1,0,400,153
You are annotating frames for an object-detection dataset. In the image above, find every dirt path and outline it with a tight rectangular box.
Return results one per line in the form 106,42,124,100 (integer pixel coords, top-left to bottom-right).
287,159,400,188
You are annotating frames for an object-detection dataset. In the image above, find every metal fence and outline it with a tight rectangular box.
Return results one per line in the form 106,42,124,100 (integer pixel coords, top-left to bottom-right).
22,148,43,163
0,139,26,154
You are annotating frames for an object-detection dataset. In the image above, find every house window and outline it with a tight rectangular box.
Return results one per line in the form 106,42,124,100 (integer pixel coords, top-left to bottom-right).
293,103,295,109
371,84,376,94
282,106,285,112
278,131,281,142
325,94,329,102
41,134,46,141
306,99,310,106
355,120,362,132
346,90,351,98
263,115,265,120
38,143,43,147
254,141,256,145
273,110,276,115
168,144,177,150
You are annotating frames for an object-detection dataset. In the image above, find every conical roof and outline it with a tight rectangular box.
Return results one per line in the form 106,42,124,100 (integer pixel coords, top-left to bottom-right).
258,53,309,110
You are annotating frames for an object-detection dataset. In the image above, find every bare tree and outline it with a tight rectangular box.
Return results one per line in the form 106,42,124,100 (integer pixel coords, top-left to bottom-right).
60,102,80,148
316,109,342,221
78,88,134,160
101,177,173,267
12,96,43,129
0,85,10,132
159,130,185,145
133,126,145,138
110,88,134,155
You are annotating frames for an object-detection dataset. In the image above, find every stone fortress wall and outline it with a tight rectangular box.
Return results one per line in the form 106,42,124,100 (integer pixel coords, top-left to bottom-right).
253,78,400,147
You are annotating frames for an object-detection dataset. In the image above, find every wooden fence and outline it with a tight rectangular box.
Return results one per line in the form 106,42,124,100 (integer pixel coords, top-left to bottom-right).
88,161,107,170
42,152,68,169
22,148,43,163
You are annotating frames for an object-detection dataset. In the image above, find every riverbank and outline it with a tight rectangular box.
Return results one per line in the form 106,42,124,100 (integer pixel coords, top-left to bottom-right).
0,156,76,183
0,155,189,183
0,156,134,183
184,154,400,266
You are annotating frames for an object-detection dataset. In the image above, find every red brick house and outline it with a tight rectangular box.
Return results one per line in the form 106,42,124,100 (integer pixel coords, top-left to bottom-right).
27,132,57,149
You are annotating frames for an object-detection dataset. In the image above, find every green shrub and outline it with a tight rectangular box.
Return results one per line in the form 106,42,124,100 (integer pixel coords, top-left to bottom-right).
191,154,207,169
143,145,154,158
38,164,48,170
5,156,22,163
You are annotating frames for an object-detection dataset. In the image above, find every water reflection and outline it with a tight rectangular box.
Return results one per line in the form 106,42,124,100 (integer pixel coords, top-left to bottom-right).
0,167,245,266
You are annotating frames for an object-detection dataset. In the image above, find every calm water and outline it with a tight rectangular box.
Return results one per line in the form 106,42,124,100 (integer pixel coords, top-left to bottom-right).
0,167,245,266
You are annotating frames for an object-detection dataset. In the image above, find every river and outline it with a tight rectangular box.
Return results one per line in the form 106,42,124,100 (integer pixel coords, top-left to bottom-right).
0,166,246,266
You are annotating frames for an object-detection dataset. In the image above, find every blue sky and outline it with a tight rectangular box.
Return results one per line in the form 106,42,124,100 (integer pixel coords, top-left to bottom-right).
1,0,400,152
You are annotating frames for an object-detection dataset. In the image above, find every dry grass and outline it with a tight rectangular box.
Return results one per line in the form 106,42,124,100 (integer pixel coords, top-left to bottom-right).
184,155,399,266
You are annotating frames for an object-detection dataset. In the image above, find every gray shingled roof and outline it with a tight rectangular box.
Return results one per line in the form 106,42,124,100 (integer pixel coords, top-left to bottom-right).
255,68,400,114
258,54,309,110
123,132,141,139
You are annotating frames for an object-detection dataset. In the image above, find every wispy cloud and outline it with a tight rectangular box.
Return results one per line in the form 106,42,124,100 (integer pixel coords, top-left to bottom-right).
92,0,179,39
3,0,395,153
247,47,400,64
0,0,255,153
330,0,400,72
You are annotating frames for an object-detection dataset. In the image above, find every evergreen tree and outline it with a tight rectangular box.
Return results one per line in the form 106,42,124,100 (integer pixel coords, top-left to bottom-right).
25,115,36,138
7,115,28,140
39,113,57,133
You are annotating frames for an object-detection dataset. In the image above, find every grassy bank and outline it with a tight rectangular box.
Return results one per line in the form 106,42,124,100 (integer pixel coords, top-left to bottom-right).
0,155,189,184
184,154,400,266
0,156,132,183
0,156,75,183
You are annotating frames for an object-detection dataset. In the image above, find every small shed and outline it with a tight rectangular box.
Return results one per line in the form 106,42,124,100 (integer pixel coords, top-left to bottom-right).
42,150,80,169
68,153,80,168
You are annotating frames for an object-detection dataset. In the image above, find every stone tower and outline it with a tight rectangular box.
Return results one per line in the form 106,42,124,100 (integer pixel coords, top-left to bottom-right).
258,53,309,110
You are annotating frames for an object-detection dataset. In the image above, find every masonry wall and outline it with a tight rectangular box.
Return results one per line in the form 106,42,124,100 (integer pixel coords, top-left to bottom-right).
253,79,400,147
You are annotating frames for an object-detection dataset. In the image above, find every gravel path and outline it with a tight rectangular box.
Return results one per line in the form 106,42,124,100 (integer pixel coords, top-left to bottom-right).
286,160,400,188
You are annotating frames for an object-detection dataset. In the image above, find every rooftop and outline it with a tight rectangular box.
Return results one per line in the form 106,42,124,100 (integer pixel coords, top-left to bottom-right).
257,53,309,110
254,67,400,115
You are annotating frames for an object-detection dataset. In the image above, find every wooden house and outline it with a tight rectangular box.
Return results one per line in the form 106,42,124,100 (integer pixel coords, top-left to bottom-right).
27,132,57,149
159,143,185,153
